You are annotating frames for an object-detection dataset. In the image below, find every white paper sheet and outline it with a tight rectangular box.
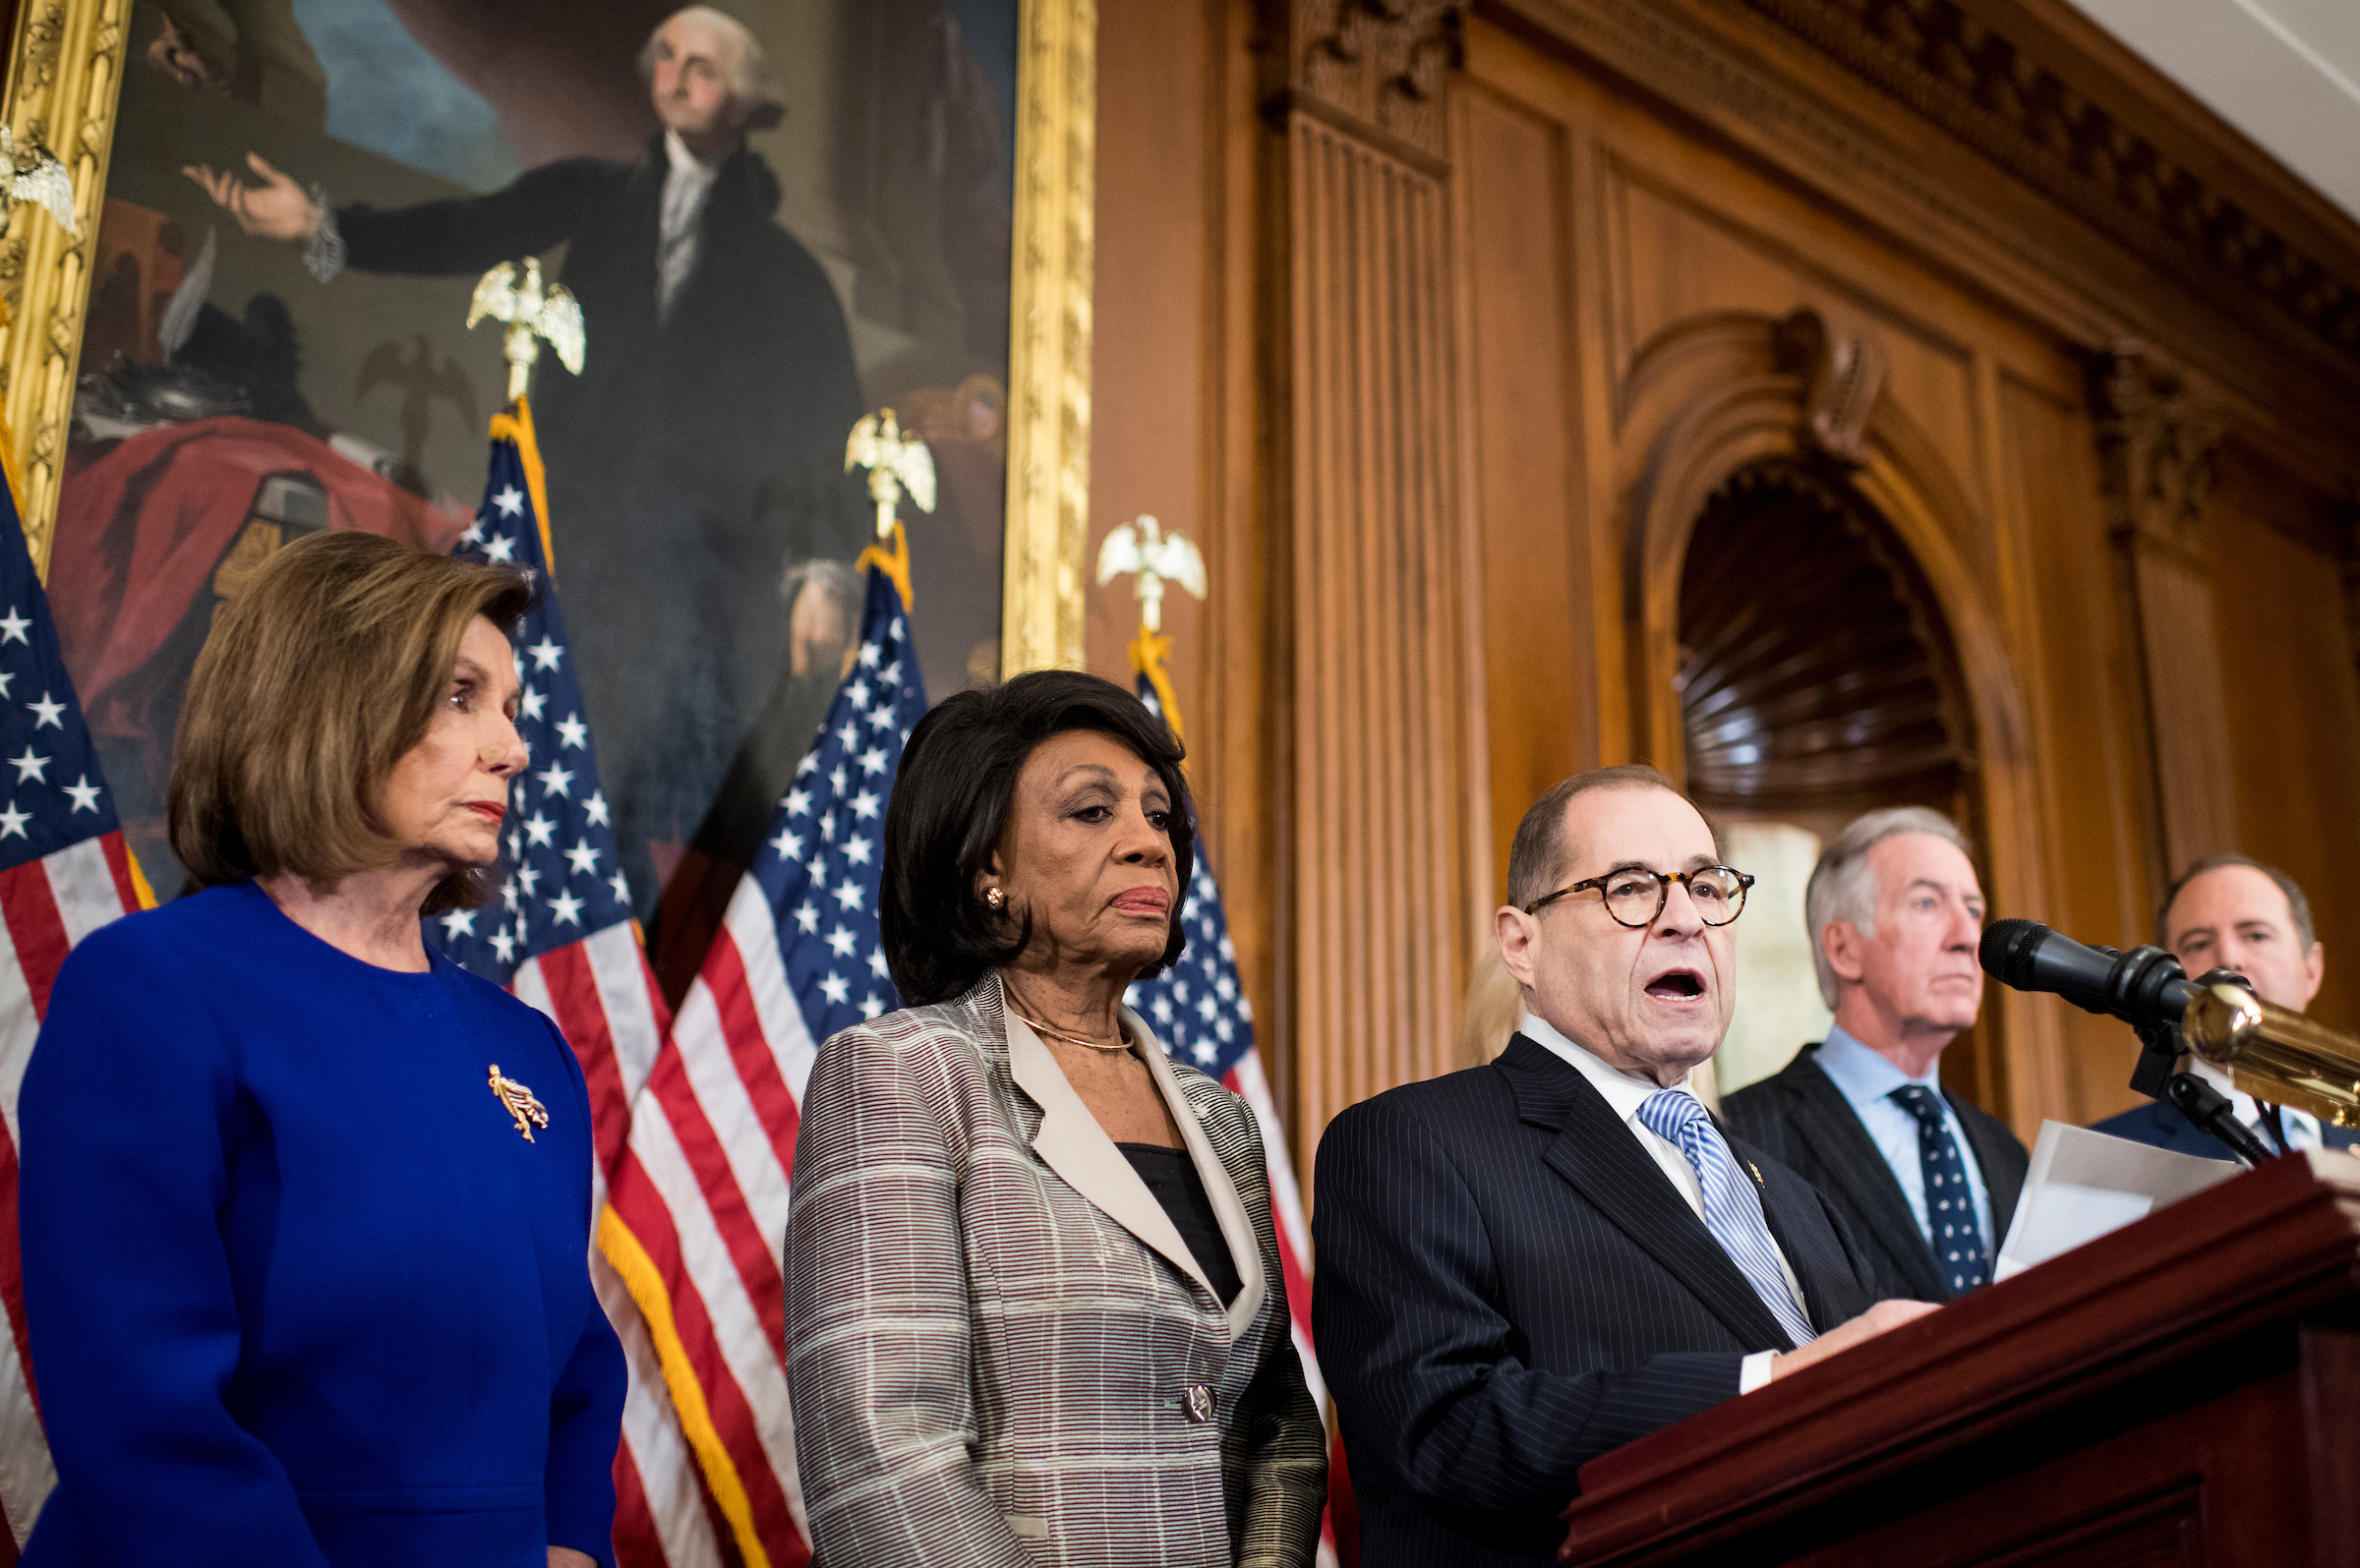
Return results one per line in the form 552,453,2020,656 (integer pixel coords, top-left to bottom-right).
1992,1121,2240,1281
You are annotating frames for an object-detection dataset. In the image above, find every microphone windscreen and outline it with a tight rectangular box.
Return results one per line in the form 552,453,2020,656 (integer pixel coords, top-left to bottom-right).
1979,918,2050,988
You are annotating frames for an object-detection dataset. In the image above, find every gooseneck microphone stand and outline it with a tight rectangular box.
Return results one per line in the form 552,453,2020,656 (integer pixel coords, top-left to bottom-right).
1984,923,2282,1167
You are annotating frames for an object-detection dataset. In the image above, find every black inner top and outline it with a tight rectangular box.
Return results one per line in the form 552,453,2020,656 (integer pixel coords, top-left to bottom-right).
1117,1142,1243,1307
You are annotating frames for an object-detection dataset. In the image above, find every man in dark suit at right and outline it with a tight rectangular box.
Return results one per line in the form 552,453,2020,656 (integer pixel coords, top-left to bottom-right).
1721,809,2030,1302
1314,766,1933,1567
2091,854,2360,1157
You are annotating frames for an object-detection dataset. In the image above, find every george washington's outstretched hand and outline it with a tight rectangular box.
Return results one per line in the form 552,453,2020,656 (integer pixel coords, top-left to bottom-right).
183,152,320,243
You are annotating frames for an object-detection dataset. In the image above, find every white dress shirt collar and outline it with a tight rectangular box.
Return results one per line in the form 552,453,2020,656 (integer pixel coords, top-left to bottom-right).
1517,1010,1701,1116
663,128,725,190
1813,1022,1937,1099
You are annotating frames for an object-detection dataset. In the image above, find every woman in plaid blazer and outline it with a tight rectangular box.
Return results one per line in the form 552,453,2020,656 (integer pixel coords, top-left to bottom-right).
784,671,1327,1567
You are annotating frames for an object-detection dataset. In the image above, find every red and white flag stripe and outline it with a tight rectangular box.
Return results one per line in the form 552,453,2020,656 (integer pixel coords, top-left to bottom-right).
0,834,146,1556
1223,1048,1344,1568
598,875,816,1568
505,918,735,1568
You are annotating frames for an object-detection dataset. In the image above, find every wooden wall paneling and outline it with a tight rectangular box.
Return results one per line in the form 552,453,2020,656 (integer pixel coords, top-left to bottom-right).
1092,0,1304,1141
1453,76,1589,888
1480,0,2360,508
1994,368,2155,1123
1199,0,1283,1132
1451,24,1629,775
2205,460,2360,1034
1849,424,2066,1129
2088,347,2241,888
1265,1,1483,1159
1089,2,1210,691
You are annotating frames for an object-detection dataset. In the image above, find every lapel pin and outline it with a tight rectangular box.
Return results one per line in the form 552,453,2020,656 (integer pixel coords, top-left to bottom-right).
488,1065,550,1142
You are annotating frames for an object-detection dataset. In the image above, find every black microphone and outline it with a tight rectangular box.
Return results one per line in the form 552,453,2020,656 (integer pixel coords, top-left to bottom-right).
1977,918,2201,1030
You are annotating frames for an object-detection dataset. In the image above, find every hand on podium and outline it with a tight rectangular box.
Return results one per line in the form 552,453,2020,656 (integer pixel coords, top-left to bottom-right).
1768,1299,1940,1382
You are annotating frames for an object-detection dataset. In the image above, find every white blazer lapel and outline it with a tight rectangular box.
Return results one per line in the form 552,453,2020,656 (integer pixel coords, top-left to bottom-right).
1129,1012,1268,1342
1004,1008,1220,1306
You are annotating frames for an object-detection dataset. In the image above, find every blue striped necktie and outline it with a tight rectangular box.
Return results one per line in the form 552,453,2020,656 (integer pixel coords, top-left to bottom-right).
1889,1084,1991,1294
1637,1089,1818,1347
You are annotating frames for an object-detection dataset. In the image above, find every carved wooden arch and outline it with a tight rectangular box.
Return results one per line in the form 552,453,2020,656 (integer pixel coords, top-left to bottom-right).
1618,309,2065,1125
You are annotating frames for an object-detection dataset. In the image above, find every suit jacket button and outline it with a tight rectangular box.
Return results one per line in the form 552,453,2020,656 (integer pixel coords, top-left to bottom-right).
1185,1383,1213,1423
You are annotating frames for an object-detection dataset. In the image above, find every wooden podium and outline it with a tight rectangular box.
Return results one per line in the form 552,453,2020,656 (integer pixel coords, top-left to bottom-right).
1559,1149,2360,1567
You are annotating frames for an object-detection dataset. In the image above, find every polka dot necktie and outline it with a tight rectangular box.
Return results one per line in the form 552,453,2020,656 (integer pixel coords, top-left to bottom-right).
1890,1084,1989,1295
1637,1090,1818,1347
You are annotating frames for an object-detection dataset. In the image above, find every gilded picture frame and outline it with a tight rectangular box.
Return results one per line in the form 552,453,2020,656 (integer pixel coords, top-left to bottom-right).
0,0,1090,679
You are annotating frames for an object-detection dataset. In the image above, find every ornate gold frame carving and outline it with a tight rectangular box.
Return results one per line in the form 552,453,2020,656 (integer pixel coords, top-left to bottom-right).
1,0,129,576
0,0,1094,655
1001,0,1093,675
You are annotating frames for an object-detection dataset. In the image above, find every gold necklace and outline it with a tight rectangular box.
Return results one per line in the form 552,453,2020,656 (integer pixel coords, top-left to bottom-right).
1004,992,1131,1053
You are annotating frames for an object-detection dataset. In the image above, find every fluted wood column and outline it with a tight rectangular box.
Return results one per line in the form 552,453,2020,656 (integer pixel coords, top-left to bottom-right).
1263,2,1485,1174
2091,347,2238,884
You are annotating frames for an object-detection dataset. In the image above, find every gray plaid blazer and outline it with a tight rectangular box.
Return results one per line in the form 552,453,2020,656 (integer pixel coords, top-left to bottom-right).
785,971,1327,1567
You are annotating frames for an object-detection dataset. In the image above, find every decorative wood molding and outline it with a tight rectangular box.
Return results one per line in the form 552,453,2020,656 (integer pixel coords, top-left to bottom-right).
2090,343,2238,882
1771,306,1887,465
1262,7,1488,1138
1265,0,1467,170
1484,0,2360,489
0,0,129,577
2087,342,2222,559
1617,310,2063,1123
1737,0,2360,372
1001,0,1096,675
1275,109,1478,1149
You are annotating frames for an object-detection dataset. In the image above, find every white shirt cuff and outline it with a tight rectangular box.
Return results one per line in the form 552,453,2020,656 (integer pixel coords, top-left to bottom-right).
1739,1350,1776,1394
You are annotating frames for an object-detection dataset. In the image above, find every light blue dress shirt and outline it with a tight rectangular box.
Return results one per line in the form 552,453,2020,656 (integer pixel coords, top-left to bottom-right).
1813,1024,1996,1255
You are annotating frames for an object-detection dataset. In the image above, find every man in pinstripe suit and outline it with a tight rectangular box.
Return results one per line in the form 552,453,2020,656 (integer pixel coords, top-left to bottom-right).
1313,766,1935,1566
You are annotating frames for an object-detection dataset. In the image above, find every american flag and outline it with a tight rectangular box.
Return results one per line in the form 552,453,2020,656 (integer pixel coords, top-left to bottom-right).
0,482,148,1559
601,558,924,1567
1124,677,1349,1568
427,405,700,1567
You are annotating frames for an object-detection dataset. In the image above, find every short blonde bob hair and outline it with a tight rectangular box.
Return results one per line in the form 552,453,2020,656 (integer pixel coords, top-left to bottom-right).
169,531,532,915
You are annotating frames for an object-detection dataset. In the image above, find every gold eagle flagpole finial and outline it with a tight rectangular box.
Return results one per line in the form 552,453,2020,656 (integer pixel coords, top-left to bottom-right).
1095,515,1207,744
846,409,935,610
467,258,585,404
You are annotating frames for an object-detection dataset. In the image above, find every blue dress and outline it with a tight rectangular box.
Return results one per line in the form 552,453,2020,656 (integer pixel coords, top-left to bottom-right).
16,881,625,1565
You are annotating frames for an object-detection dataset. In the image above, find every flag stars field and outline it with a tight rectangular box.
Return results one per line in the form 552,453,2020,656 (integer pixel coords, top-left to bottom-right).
433,424,642,994
738,568,927,1044
0,506,149,1548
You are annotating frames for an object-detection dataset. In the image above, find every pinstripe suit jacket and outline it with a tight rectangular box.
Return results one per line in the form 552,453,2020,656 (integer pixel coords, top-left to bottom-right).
1312,1033,1879,1567
784,972,1327,1568
1719,1045,2029,1303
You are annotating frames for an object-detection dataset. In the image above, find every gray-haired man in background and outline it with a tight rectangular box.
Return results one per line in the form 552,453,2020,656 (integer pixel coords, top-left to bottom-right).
1721,808,2029,1302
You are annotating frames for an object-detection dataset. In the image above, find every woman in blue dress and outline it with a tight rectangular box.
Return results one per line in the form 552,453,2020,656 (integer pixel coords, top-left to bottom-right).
17,531,625,1566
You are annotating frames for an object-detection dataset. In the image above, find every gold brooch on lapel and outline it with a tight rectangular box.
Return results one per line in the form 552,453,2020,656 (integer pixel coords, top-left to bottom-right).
488,1065,550,1142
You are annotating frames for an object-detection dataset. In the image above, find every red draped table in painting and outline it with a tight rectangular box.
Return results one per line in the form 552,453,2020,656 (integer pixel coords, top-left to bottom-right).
1559,1150,2360,1568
